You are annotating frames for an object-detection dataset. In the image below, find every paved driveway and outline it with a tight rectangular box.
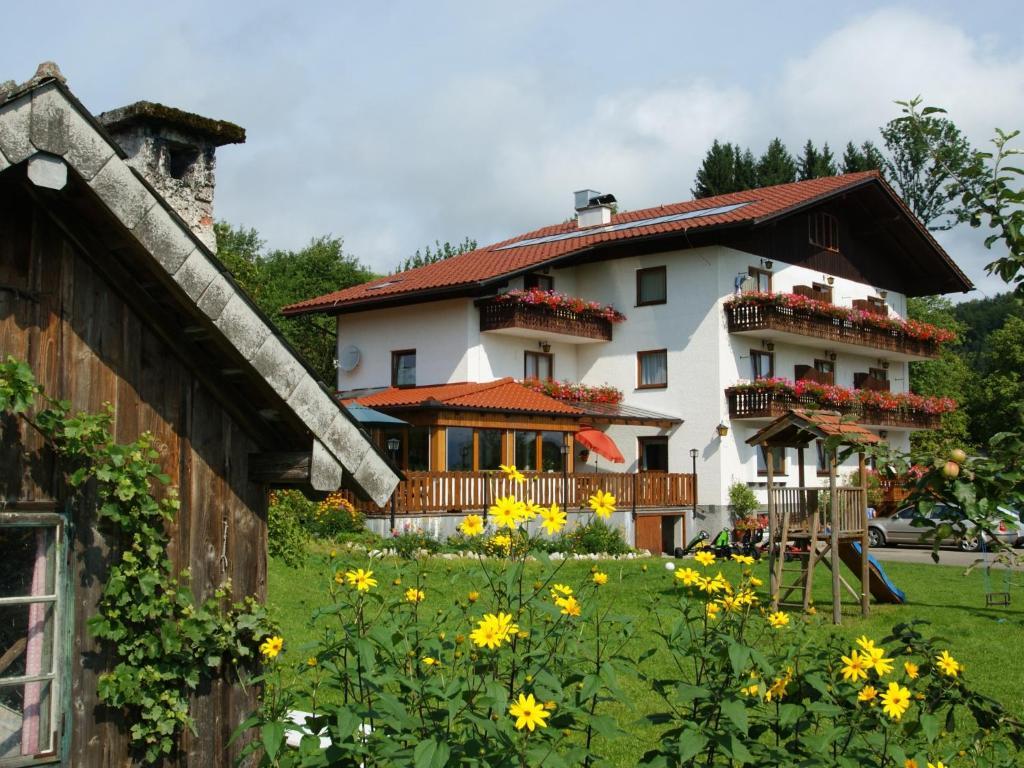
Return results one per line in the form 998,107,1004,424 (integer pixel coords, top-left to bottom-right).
869,545,1024,570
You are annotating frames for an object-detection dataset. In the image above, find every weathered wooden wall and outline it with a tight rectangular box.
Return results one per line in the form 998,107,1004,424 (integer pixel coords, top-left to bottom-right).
0,180,268,766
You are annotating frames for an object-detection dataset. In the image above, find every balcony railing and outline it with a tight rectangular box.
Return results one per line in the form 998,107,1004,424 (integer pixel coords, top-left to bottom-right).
479,299,613,341
725,301,941,358
342,470,694,516
725,385,942,429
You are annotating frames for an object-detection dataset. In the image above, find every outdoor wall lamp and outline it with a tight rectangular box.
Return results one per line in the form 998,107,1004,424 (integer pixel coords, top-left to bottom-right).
761,258,773,271
823,274,835,286
716,423,729,438
879,290,888,300
764,340,775,352
539,341,551,353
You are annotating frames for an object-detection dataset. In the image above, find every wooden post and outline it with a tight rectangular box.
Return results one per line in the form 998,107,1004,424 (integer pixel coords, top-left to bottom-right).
766,447,778,605
830,448,841,625
859,451,870,618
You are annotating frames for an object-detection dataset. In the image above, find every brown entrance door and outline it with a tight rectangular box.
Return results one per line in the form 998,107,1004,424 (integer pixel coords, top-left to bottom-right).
635,515,661,553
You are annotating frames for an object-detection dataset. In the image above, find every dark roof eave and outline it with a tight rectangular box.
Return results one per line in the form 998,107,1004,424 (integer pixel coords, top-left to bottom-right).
367,401,583,419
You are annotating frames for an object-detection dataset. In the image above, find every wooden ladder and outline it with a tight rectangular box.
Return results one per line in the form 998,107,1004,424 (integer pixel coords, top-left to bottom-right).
772,501,821,612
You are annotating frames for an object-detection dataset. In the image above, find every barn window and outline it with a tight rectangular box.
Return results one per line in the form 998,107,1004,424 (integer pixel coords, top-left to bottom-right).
0,513,65,764
808,212,839,252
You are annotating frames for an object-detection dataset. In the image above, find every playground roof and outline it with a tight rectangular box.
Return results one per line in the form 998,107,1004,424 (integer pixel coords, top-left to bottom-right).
745,409,880,448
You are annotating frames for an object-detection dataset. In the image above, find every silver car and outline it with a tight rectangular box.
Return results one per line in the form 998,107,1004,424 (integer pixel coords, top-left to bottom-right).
999,507,1024,548
868,503,1018,552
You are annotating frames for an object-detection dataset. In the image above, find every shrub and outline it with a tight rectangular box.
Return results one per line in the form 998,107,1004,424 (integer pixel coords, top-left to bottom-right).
728,480,760,520
267,490,313,567
559,518,631,555
387,526,442,559
312,491,366,538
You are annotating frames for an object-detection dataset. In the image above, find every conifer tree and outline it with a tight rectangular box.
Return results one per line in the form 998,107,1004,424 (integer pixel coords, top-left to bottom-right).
692,140,738,198
756,138,797,186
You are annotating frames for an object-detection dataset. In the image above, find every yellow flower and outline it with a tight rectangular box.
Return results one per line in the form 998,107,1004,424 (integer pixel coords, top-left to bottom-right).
858,685,878,703
333,570,345,585
470,612,519,650
731,553,755,565
540,503,567,535
405,587,425,603
459,514,485,536
490,534,512,554
926,762,947,768
306,656,318,667
592,571,608,585
489,496,523,529
467,590,480,603
767,611,790,628
880,681,911,720
904,661,920,679
588,490,616,519
259,635,284,659
509,693,549,731
865,648,895,678
422,656,440,666
840,650,870,683
706,602,720,620
499,463,526,483
856,635,879,654
345,568,377,592
806,605,817,615
904,760,918,768
551,584,574,599
736,588,758,606
675,567,701,586
935,650,960,678
740,682,760,697
717,595,742,613
694,550,716,567
697,575,724,594
765,674,789,702
750,576,764,587
557,595,582,616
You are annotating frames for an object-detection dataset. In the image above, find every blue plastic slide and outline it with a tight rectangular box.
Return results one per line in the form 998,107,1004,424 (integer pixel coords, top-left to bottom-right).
838,542,906,604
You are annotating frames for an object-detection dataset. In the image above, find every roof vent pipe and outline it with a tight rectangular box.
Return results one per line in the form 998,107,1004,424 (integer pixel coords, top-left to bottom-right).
574,189,616,229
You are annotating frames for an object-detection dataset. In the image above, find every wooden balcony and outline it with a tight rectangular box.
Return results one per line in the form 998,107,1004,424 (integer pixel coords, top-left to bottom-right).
725,385,942,430
344,470,694,516
478,299,613,343
771,486,866,538
725,302,940,361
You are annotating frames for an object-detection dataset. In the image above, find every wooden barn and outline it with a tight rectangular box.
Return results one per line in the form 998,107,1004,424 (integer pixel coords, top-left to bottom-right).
0,64,400,766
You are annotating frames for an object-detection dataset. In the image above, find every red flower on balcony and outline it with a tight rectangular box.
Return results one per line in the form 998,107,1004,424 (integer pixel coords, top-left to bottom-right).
496,288,627,323
728,378,956,415
520,378,624,404
726,291,956,344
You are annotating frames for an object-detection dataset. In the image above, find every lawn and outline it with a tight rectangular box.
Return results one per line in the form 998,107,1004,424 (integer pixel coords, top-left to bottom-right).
268,547,1024,765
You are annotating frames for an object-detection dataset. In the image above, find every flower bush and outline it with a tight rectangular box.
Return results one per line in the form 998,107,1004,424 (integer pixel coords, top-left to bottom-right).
520,377,624,404
242,468,635,766
728,377,958,416
727,291,958,344
640,552,1023,766
496,287,627,323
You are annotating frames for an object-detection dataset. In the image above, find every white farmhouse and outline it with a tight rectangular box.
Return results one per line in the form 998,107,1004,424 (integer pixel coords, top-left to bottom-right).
285,172,971,549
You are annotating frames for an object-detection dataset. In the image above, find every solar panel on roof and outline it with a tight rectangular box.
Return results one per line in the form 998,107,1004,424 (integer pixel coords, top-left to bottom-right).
495,200,754,251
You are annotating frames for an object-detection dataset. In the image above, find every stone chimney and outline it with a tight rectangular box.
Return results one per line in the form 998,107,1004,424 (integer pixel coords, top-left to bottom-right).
97,101,245,252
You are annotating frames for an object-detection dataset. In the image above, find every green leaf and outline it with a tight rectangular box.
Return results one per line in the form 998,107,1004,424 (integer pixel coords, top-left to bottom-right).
720,697,749,734
920,712,940,743
413,737,450,768
261,721,284,761
677,728,708,762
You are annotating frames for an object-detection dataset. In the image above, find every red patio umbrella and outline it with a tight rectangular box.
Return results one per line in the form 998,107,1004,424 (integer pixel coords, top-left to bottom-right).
574,428,625,463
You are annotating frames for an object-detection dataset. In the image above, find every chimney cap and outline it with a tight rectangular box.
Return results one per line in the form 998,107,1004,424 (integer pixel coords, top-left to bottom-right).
97,100,245,146
573,189,616,211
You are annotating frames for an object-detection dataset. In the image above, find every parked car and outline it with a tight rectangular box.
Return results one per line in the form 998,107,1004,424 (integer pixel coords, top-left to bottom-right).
867,503,1018,551
999,506,1024,548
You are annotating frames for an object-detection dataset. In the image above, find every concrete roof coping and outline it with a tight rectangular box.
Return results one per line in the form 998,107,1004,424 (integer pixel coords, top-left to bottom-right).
97,101,246,146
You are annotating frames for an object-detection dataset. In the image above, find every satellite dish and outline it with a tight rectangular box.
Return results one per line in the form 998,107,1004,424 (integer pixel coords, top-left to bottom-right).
338,344,361,372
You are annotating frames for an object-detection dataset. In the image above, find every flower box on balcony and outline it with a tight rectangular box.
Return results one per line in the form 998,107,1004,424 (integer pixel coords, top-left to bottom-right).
479,289,621,341
724,379,953,430
724,292,954,359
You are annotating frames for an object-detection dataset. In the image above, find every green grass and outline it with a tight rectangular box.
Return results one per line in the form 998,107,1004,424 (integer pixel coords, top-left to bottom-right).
268,549,1024,765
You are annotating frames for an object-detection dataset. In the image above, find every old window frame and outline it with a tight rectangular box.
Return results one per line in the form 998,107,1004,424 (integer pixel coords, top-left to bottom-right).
750,350,774,380
0,509,67,766
808,212,839,253
391,349,416,388
523,351,554,381
637,349,668,389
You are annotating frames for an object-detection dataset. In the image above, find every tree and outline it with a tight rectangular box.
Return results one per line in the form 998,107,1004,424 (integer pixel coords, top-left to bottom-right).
214,223,377,382
841,140,885,174
396,237,477,273
906,296,973,455
953,292,1024,360
692,140,739,198
756,138,797,186
796,140,837,180
734,148,758,192
966,314,1024,445
880,110,976,230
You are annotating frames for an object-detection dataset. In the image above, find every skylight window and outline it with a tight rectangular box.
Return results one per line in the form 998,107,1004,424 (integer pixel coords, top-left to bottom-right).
366,280,402,290
495,201,754,251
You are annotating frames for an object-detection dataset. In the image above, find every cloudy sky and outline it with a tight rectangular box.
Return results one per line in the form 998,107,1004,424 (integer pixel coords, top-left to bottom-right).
3,1,1022,296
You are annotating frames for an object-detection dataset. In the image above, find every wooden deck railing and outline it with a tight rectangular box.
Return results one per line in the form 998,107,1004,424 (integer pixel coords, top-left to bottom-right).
347,471,694,516
478,299,613,341
771,486,866,537
725,386,942,429
725,301,940,358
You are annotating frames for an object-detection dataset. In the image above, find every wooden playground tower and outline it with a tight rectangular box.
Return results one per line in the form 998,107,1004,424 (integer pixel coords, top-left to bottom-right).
748,409,880,625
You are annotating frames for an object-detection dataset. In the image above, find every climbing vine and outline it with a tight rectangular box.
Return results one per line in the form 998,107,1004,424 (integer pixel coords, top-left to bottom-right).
0,357,275,762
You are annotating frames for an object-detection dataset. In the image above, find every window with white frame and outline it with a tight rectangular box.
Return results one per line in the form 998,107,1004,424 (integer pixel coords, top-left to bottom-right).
0,512,64,764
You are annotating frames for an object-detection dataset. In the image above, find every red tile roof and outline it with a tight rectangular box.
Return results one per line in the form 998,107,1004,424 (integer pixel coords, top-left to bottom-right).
284,171,953,316
747,408,880,447
789,409,880,443
351,378,583,416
